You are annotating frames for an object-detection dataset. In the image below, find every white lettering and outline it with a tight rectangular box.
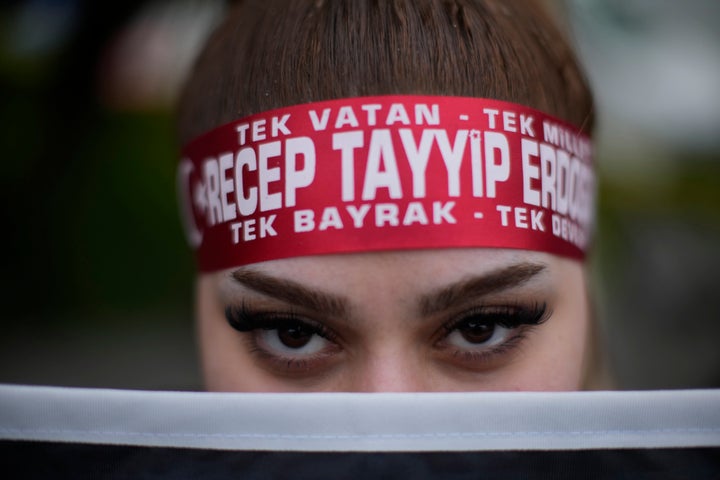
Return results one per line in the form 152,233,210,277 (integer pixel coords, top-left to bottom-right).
362,130,402,200
243,218,256,240
294,210,315,232
434,130,468,197
219,152,237,222
402,202,429,225
531,210,545,231
236,124,250,145
231,222,241,244
556,150,570,215
332,131,364,202
515,208,528,229
284,137,316,207
375,203,399,226
503,111,517,133
258,141,282,212
520,114,535,137
540,143,556,210
203,157,222,225
252,119,266,142
521,138,540,207
309,108,331,131
271,114,291,137
260,215,277,237
433,201,456,224
235,147,257,216
319,207,343,230
399,129,434,198
484,132,510,197
335,106,359,128
415,104,440,125
483,108,500,129
346,204,371,227
385,103,411,125
470,130,483,197
361,104,382,126
497,205,512,226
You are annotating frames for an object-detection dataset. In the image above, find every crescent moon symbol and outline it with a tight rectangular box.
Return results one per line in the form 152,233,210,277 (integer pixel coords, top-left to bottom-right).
177,158,204,248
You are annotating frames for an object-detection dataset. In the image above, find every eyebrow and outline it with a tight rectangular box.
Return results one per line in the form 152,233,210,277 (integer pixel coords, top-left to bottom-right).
418,263,547,316
232,262,546,320
231,268,350,318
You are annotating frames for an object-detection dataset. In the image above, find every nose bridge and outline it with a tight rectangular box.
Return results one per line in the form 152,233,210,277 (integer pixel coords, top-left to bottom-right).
351,349,428,393
338,266,430,392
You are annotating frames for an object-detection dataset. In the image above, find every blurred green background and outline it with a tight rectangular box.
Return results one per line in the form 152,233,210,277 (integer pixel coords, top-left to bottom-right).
0,0,718,390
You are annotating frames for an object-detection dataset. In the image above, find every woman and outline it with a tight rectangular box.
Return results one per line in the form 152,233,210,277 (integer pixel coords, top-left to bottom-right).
176,0,599,392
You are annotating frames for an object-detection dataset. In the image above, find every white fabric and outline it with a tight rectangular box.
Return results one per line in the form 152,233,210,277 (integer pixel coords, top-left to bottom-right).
0,384,718,452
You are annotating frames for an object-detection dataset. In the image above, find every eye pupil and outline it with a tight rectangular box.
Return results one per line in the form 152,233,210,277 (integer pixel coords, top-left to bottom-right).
459,320,495,344
277,325,313,349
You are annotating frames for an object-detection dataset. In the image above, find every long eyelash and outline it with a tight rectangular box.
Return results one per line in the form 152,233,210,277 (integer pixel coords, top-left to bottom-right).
224,303,334,340
226,303,339,373
225,302,288,331
442,302,551,333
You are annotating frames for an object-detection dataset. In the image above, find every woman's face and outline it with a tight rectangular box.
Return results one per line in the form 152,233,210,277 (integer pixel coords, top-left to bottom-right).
196,248,590,392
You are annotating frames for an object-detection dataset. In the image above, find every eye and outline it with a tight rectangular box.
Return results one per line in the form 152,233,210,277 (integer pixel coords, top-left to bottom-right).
445,317,509,348
436,303,550,366
224,305,341,372
256,322,331,355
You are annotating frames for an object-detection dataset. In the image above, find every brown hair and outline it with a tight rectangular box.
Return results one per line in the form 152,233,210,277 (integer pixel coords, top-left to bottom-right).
177,0,594,145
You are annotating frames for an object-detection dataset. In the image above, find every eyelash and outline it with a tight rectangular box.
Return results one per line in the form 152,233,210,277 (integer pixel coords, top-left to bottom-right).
224,302,550,372
440,302,549,333
435,302,550,363
225,304,339,370
226,304,327,334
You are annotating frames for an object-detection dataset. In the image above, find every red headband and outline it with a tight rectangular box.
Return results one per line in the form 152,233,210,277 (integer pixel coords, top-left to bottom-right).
178,96,594,272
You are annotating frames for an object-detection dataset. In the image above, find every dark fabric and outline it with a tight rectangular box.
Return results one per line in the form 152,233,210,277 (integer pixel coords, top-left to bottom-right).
2,440,718,479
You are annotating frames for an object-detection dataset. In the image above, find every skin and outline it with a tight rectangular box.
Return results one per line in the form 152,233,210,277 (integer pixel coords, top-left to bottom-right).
196,248,590,392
